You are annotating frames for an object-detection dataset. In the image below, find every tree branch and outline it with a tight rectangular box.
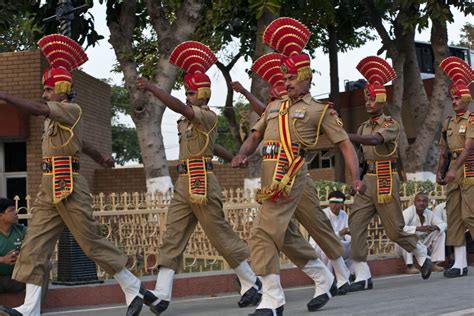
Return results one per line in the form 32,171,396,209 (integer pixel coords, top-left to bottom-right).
144,0,169,36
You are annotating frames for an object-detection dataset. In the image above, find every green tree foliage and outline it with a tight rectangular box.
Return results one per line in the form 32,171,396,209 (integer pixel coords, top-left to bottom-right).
215,102,250,153
0,12,43,52
0,0,104,51
110,85,141,165
458,22,474,49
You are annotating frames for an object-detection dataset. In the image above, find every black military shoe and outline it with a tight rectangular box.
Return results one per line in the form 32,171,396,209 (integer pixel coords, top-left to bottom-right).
143,289,170,315
0,306,22,316
238,278,262,307
126,284,146,316
421,258,432,280
347,278,373,292
307,293,330,312
248,305,284,316
337,282,350,295
349,273,356,282
443,267,468,278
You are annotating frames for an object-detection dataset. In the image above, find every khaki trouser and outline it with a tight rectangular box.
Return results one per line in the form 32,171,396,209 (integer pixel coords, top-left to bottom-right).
349,173,418,262
293,176,343,260
157,174,250,271
445,165,474,246
250,174,319,275
13,175,127,285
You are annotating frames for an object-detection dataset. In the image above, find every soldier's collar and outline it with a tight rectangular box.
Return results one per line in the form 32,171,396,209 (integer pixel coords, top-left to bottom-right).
454,111,469,122
289,93,311,105
370,114,385,125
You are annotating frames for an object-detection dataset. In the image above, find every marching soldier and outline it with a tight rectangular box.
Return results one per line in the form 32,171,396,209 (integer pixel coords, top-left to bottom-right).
348,56,431,292
0,35,144,316
136,41,261,315
234,53,351,295
232,18,365,316
437,56,474,278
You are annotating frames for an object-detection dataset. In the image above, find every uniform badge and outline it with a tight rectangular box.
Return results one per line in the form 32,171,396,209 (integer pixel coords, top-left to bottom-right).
336,117,344,127
459,124,466,134
292,109,306,119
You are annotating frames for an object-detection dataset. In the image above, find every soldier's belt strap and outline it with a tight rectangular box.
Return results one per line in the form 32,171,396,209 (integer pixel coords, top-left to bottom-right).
176,158,213,175
42,156,80,174
178,157,211,204
261,141,306,160
42,156,78,204
366,159,397,174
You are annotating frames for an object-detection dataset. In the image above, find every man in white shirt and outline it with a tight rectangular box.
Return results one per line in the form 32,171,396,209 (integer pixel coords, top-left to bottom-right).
433,202,447,223
398,192,447,273
310,191,353,275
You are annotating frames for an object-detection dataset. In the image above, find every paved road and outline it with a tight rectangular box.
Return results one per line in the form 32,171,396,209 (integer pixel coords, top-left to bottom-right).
43,272,474,316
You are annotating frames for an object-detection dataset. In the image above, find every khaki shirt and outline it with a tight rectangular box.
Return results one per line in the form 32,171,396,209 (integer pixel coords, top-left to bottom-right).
42,101,83,158
439,111,474,152
252,93,348,186
357,114,398,161
178,105,217,160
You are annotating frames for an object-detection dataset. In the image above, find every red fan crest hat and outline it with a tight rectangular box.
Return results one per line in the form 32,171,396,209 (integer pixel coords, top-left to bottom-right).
356,56,397,103
263,17,312,80
439,56,474,102
169,41,217,99
251,53,288,100
38,34,88,94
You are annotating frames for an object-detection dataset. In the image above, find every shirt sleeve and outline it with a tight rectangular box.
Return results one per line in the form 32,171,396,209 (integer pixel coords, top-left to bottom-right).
431,211,447,233
377,118,399,143
402,207,417,234
190,105,217,132
251,107,269,134
466,115,474,139
439,119,449,148
47,101,81,127
321,107,348,144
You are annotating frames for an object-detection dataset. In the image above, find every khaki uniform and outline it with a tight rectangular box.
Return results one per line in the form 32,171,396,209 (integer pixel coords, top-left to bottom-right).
251,94,347,275
439,112,474,246
157,105,249,271
13,101,127,286
349,114,418,262
295,176,344,261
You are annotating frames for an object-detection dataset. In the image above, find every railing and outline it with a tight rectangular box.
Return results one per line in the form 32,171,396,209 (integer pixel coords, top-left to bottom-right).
15,183,446,280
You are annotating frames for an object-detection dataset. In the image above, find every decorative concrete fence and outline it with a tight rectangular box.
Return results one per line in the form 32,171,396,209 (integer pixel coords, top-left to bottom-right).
15,183,446,280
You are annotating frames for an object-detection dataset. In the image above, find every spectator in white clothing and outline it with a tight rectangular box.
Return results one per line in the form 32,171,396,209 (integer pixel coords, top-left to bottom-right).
397,192,446,274
310,191,353,274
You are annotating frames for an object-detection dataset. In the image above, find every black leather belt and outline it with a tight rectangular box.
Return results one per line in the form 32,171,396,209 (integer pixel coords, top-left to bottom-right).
41,157,80,174
176,159,214,175
366,160,397,174
261,141,306,159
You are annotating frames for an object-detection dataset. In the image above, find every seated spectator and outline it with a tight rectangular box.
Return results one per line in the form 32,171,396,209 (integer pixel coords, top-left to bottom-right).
310,190,353,275
433,201,447,223
397,192,446,274
0,198,26,293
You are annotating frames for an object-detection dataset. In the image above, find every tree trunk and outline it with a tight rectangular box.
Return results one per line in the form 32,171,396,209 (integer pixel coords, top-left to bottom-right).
327,24,345,183
107,0,205,193
420,12,450,171
216,56,243,148
245,10,279,188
